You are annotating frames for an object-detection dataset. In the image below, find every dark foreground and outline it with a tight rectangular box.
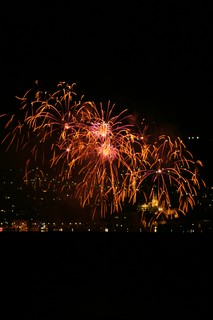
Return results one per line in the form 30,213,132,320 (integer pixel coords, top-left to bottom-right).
1,232,213,319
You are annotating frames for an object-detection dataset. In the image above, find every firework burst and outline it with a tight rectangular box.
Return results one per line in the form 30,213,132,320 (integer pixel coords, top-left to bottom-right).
0,81,206,224
131,134,206,230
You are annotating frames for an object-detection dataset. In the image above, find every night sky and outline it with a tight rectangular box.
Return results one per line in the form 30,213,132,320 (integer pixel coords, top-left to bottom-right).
1,3,213,183
1,3,212,130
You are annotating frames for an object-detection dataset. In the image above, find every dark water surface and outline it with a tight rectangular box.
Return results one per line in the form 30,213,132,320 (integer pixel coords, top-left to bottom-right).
1,232,212,319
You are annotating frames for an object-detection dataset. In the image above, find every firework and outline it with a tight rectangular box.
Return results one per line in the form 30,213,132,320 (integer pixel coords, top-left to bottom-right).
131,134,206,230
69,100,140,218
0,81,206,225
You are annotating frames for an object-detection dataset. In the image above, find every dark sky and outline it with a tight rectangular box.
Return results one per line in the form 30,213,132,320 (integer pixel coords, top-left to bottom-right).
0,3,212,152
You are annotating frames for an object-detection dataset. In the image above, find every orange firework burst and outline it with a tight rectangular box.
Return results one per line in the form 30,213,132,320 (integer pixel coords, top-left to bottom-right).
69,100,140,218
131,134,206,230
0,81,206,224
